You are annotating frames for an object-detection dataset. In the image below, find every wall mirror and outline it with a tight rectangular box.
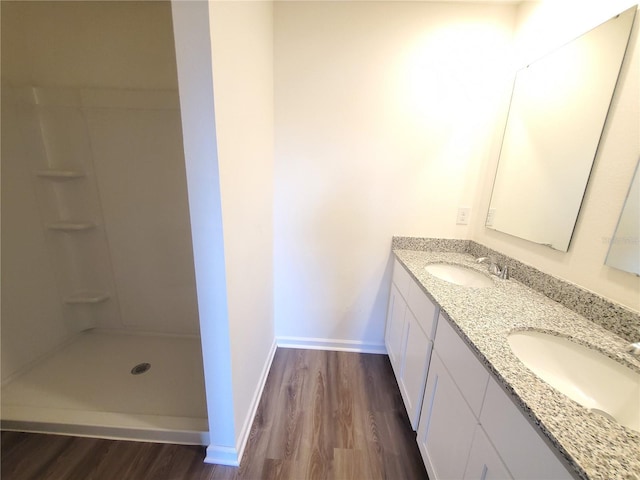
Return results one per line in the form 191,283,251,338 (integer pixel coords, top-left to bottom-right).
606,160,639,275
486,6,636,251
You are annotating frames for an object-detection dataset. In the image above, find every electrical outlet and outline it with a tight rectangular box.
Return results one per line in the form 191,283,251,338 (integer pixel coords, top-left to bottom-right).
456,207,470,225
486,208,496,227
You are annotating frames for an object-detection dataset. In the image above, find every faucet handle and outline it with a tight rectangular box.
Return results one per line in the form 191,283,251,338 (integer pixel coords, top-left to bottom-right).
499,266,510,280
488,263,501,276
476,256,510,279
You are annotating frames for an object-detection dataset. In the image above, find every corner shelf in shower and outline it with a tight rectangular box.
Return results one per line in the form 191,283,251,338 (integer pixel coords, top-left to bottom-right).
35,169,85,179
64,292,110,305
47,221,96,231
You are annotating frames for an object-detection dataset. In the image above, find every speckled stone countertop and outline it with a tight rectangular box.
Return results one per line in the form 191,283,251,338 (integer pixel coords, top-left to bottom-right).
393,249,640,480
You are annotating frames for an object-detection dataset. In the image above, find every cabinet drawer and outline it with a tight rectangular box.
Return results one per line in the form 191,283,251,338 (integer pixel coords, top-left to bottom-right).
407,281,439,340
480,377,572,480
392,259,411,299
434,314,489,418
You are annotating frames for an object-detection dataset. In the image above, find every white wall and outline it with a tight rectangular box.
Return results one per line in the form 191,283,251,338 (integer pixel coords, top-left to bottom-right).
471,0,640,313
274,1,516,348
171,0,237,463
1,1,178,89
171,0,276,465
209,0,276,463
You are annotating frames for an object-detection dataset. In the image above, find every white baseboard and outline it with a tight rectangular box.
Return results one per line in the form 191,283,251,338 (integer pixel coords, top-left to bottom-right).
276,336,387,354
204,337,278,467
204,444,241,466
234,337,278,465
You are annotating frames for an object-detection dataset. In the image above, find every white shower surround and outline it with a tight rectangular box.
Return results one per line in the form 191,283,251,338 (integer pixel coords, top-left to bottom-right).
1,0,211,450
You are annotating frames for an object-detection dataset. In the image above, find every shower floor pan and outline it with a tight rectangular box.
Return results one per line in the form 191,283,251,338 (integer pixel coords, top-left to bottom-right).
1,330,209,445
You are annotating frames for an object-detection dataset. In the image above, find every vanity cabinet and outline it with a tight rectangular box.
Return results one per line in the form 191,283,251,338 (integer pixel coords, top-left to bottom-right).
385,260,439,429
418,312,572,480
387,257,573,479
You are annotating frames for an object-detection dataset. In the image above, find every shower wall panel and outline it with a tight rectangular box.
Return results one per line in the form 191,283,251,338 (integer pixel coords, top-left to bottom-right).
1,92,75,383
11,87,124,332
85,89,199,334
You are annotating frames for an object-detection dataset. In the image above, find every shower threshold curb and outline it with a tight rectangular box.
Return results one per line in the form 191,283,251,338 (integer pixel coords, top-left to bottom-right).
1,405,209,445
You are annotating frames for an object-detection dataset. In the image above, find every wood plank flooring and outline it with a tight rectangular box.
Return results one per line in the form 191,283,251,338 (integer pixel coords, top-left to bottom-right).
1,348,428,480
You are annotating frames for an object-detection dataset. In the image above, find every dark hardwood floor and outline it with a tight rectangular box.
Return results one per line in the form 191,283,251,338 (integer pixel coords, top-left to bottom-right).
1,348,428,479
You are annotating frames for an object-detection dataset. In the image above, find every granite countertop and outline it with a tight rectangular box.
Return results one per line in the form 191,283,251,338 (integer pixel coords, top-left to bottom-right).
393,249,640,480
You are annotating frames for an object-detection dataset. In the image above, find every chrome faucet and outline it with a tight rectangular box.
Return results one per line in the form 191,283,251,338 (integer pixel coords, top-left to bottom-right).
477,256,510,280
627,342,640,356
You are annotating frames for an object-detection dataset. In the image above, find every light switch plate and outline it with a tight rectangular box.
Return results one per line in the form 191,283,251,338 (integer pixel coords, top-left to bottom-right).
457,207,470,225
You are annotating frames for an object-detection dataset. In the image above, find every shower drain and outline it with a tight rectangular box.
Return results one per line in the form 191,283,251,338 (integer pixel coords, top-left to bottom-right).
131,362,151,375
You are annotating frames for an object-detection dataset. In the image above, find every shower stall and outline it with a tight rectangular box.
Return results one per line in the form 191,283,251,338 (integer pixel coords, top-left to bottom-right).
1,1,208,444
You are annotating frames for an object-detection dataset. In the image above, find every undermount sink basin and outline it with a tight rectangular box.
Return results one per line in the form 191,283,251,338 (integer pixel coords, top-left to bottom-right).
425,263,493,288
507,331,640,432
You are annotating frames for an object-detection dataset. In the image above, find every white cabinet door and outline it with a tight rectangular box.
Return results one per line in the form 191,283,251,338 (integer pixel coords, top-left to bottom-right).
464,425,512,480
398,308,432,429
480,377,572,480
386,261,436,429
385,283,406,378
418,351,477,480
